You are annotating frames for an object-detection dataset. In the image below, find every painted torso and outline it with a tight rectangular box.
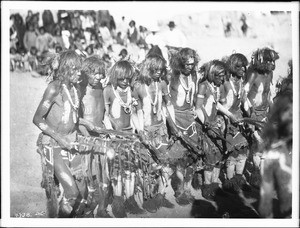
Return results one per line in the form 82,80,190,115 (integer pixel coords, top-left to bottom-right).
82,86,105,128
46,84,79,135
198,81,219,123
104,85,132,130
248,71,272,110
169,74,196,111
220,78,243,114
135,81,165,127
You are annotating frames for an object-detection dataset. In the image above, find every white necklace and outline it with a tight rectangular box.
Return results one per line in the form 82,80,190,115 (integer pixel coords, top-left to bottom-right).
62,84,79,110
179,74,193,104
229,76,242,99
112,86,132,114
145,82,158,114
62,84,79,123
206,81,220,103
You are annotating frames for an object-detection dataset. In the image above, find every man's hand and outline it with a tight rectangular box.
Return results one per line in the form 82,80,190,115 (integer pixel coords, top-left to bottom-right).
79,118,95,131
207,129,217,138
57,136,73,150
138,130,148,144
175,130,183,138
229,114,242,125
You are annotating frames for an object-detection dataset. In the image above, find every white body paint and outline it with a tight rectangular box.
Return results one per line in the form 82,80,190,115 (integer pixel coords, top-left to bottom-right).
205,95,215,116
42,100,51,109
176,85,186,107
39,123,48,131
142,96,152,126
62,101,71,124
253,82,264,107
224,90,234,110
111,99,121,118
60,172,73,186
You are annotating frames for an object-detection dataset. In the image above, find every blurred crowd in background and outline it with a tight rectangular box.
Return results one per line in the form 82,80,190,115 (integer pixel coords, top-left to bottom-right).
9,9,190,76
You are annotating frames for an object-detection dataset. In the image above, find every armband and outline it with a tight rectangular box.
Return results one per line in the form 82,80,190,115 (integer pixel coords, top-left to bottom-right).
197,94,205,98
244,83,250,93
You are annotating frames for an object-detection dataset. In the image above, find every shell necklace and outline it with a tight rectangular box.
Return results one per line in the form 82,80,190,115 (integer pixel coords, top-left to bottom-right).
179,74,193,104
62,84,79,122
112,86,132,114
229,76,242,99
206,81,220,103
145,81,158,114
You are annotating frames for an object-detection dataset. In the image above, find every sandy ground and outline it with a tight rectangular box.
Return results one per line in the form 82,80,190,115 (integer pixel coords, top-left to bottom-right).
7,12,293,222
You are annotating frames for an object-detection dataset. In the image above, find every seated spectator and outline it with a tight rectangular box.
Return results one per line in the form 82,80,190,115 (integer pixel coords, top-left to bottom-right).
55,45,63,53
74,35,84,51
88,32,100,48
115,31,125,46
118,48,128,60
137,25,147,48
23,23,38,53
10,47,21,72
35,26,54,55
102,53,112,69
53,28,65,49
19,48,30,72
28,46,39,71
85,44,94,57
71,10,82,30
61,24,71,49
99,21,113,48
94,42,105,57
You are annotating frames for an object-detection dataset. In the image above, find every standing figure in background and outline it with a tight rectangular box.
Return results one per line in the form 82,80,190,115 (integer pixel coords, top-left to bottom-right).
99,22,113,48
243,47,279,188
42,10,55,35
25,10,34,29
52,28,65,50
163,21,187,49
127,20,139,45
240,13,248,37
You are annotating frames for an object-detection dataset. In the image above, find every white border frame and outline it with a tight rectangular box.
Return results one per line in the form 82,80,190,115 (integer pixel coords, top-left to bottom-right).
1,1,299,227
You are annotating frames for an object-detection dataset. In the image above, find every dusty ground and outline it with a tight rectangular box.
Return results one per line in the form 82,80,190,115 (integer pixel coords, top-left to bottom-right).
7,11,293,223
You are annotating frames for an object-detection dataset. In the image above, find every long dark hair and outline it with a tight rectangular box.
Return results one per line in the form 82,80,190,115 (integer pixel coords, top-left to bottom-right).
138,54,167,85
108,60,135,89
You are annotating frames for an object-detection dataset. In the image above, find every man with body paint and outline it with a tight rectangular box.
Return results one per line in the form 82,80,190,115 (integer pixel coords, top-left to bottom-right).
33,50,87,217
103,60,145,217
78,55,111,218
133,52,175,212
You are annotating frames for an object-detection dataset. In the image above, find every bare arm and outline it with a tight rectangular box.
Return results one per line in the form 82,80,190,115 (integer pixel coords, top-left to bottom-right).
32,82,72,150
242,70,257,100
133,84,144,131
194,83,208,124
216,102,238,123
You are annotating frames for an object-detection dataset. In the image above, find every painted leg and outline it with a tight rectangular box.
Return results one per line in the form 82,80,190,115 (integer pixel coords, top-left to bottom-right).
212,167,220,183
236,155,247,175
226,157,235,180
